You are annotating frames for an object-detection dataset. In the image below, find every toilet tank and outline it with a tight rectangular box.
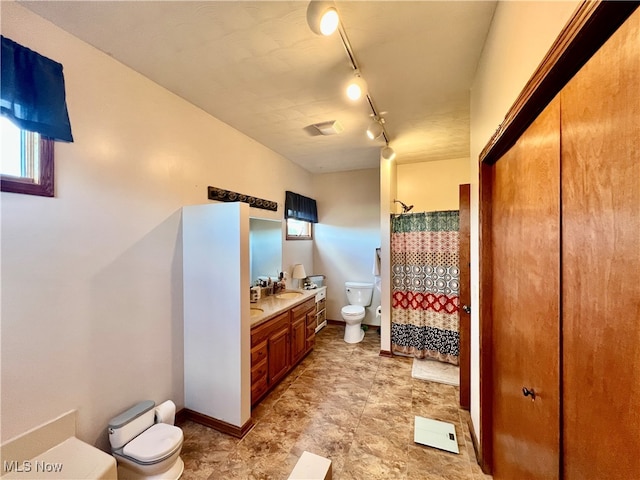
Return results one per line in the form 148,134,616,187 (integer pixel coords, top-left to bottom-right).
108,400,155,450
345,282,374,306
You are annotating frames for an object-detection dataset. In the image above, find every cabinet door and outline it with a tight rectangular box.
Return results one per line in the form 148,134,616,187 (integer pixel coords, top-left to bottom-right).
490,98,561,479
290,316,306,365
305,310,316,352
268,325,290,385
561,9,640,479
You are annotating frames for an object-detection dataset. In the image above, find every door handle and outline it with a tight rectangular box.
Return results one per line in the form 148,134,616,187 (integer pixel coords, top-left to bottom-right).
462,305,471,314
522,387,536,401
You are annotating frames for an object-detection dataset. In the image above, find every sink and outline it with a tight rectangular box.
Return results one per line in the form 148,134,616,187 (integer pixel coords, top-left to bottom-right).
250,307,264,317
276,292,303,300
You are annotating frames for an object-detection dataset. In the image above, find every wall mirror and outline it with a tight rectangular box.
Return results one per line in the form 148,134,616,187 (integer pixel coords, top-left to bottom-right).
249,217,282,285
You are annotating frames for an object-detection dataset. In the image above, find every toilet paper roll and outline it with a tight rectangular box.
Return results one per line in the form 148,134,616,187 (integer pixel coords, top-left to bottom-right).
155,400,176,425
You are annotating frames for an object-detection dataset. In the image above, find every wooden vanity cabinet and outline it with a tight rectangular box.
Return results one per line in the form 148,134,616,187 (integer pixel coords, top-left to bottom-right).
250,340,268,402
250,297,317,406
291,314,307,365
268,322,290,385
305,306,316,353
291,298,316,363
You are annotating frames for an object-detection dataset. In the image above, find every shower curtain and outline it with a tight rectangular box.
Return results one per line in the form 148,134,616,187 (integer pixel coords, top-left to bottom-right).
391,210,460,365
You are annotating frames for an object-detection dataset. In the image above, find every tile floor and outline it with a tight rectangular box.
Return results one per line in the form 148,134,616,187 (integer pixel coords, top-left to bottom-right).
178,324,492,480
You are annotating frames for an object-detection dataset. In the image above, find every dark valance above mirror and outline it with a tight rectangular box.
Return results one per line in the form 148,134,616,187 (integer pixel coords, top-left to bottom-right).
285,191,318,223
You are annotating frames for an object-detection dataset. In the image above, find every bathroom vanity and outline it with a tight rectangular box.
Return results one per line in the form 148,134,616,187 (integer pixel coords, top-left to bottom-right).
249,287,325,406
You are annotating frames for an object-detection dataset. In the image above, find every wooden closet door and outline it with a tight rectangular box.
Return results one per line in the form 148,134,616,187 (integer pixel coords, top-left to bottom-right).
490,98,561,479
459,183,471,410
561,9,640,479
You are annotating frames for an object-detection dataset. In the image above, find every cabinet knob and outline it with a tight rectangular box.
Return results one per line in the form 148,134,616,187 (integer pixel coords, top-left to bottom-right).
522,387,536,401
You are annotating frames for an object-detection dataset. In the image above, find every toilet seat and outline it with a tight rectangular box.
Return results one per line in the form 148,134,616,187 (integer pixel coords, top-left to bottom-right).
122,423,183,463
341,305,365,316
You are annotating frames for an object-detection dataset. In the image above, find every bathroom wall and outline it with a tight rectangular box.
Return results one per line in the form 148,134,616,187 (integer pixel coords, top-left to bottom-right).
469,0,580,442
379,156,397,352
396,157,470,213
312,168,381,326
0,2,314,449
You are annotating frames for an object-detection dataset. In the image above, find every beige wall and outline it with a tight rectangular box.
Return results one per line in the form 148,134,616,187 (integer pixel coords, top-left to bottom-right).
469,0,580,441
313,169,381,326
0,2,313,449
396,157,470,213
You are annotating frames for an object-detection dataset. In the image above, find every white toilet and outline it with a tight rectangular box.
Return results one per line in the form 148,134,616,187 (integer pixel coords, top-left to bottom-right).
108,400,184,480
341,281,374,343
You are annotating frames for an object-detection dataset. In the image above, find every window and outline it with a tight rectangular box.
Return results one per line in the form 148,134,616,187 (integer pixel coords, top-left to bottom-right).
284,190,318,240
0,116,54,197
286,218,313,240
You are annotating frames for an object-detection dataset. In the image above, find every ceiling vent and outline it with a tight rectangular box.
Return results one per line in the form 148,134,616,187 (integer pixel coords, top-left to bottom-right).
312,120,344,135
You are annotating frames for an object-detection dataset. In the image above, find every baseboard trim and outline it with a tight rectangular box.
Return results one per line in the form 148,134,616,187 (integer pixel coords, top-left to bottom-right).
468,416,491,474
326,319,342,325
182,409,254,438
175,408,189,425
379,350,393,357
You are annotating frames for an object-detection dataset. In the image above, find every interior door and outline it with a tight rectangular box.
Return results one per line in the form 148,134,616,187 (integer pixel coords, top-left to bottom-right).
561,9,640,479
458,183,471,410
490,98,561,479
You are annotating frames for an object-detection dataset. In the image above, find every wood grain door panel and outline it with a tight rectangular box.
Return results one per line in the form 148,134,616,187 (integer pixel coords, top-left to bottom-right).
561,9,640,479
459,184,471,410
491,97,561,480
268,325,290,385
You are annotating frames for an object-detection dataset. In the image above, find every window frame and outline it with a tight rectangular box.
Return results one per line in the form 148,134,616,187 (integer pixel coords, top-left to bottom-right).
1,136,54,197
286,218,313,241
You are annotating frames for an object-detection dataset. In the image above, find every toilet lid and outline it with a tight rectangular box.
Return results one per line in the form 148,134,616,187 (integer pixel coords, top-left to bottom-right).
122,423,183,462
342,305,364,316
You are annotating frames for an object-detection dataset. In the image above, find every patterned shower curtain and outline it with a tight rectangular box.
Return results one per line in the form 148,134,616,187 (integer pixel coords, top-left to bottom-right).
391,210,460,365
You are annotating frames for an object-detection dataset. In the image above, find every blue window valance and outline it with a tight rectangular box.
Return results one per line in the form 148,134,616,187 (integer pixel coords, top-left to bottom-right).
1,35,73,142
285,191,318,223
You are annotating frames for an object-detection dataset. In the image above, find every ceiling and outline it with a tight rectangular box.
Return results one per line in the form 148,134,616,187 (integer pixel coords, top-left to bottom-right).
20,1,497,174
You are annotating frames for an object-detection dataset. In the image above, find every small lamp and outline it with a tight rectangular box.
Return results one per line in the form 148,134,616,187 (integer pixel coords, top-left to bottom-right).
292,264,307,289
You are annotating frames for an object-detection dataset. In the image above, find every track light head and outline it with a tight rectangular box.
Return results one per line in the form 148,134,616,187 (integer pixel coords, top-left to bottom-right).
366,118,384,140
307,1,339,36
381,145,396,161
346,70,367,101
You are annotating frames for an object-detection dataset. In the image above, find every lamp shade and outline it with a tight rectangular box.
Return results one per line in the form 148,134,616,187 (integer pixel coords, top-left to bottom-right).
381,145,396,161
366,119,384,140
307,1,339,36
292,263,307,279
345,73,367,101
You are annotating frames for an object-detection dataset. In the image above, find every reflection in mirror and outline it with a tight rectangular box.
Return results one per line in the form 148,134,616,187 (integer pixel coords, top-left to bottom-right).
249,217,282,285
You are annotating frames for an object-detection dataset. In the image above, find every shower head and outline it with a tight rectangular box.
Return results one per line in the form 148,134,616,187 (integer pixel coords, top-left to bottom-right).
394,199,414,213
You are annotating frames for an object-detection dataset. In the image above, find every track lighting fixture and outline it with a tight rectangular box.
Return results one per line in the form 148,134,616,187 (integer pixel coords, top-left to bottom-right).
306,1,339,36
306,1,395,153
381,145,396,161
366,118,384,140
345,70,367,101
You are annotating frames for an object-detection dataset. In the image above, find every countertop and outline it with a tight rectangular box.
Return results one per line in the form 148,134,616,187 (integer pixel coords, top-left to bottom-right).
250,287,326,328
